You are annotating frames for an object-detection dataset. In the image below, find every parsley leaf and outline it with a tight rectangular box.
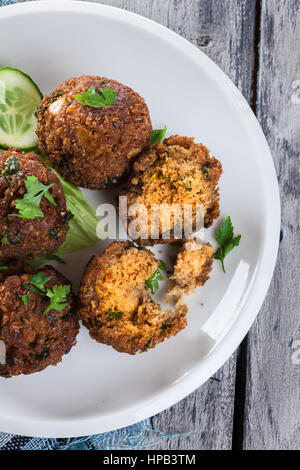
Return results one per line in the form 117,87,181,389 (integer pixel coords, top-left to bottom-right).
0,261,8,271
150,125,167,145
12,175,57,220
4,157,19,175
202,166,209,179
22,294,30,306
1,235,8,245
73,86,116,108
43,284,71,316
158,260,167,271
29,272,52,293
106,310,123,320
23,282,38,294
214,216,241,273
145,260,167,294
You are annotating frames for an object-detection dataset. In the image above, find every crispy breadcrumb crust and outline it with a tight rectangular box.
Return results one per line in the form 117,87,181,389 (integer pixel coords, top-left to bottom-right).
78,241,187,355
120,135,222,245
0,266,79,378
165,239,214,307
36,76,152,190
0,149,71,260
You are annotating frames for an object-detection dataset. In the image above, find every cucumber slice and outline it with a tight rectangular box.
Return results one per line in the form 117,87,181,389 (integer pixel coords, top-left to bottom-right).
0,67,42,150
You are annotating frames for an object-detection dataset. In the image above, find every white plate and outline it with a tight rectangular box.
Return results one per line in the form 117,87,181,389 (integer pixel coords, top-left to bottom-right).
0,1,280,438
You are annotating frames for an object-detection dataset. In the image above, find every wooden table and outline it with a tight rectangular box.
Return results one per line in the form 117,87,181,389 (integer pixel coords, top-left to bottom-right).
21,0,300,450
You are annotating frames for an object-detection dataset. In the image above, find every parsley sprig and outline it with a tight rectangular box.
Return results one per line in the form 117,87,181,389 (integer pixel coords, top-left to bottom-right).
214,216,241,273
150,125,167,145
4,156,20,174
0,261,8,271
145,260,167,294
22,294,30,306
22,272,71,315
1,235,8,245
73,86,116,108
43,284,71,316
106,310,124,320
28,272,51,292
12,175,57,220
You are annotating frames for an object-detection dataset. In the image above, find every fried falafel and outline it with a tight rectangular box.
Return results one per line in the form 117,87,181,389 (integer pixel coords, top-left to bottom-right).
0,148,71,260
36,76,152,190
78,241,187,355
0,265,79,378
120,135,222,245
165,239,214,307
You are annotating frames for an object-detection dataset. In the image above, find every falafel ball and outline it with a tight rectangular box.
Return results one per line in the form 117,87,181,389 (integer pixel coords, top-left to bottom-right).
0,257,30,284
36,76,152,190
120,135,222,245
0,148,72,260
78,242,187,355
165,239,214,307
0,266,79,378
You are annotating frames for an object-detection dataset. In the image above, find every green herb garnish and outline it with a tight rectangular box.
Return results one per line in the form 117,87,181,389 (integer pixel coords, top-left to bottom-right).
28,167,102,269
150,125,167,145
106,310,124,320
4,156,19,175
1,172,12,185
145,260,167,294
158,260,167,271
29,272,52,293
214,216,241,273
178,182,192,191
43,284,71,316
23,282,37,293
73,86,116,108
22,272,71,316
22,294,30,306
12,175,57,220
23,272,51,295
1,235,8,245
45,254,66,264
0,261,8,271
202,166,209,179
47,91,64,103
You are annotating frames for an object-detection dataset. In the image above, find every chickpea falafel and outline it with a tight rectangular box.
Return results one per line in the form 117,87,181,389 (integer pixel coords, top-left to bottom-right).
36,76,152,190
121,135,222,245
78,242,187,355
0,148,72,260
165,239,214,308
0,265,79,378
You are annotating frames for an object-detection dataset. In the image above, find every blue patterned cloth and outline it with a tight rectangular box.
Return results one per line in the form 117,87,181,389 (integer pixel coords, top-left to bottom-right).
1,0,14,6
0,0,188,450
0,421,187,450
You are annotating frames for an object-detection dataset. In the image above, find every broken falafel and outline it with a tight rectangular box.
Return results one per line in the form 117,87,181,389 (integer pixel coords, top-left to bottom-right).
120,135,222,245
78,241,187,355
165,238,214,308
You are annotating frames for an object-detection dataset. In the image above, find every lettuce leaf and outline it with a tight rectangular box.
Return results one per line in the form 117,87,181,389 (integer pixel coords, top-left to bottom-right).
29,168,103,268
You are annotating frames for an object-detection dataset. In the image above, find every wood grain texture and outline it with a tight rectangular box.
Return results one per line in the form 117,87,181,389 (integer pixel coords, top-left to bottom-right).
243,0,300,450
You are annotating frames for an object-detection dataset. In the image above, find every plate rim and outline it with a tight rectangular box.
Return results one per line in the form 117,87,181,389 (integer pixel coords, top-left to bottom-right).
0,0,281,438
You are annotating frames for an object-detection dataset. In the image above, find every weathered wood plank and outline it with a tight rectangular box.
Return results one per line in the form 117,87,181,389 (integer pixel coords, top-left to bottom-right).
244,0,300,450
